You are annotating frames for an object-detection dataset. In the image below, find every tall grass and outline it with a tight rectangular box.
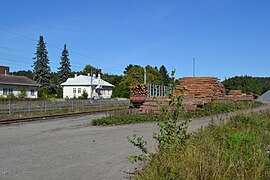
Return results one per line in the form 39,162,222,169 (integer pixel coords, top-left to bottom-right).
133,111,270,179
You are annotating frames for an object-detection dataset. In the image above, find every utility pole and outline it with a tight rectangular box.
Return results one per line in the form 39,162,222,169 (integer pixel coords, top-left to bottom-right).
144,67,146,84
193,56,195,77
90,70,93,99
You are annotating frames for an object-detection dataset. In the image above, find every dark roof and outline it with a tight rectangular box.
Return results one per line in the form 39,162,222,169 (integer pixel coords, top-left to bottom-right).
0,74,40,87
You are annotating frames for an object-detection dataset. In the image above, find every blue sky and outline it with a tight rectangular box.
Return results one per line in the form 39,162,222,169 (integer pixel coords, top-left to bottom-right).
0,0,270,80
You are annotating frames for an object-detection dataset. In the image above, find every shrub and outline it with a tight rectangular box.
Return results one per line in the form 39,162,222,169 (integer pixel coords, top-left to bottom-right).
18,88,27,100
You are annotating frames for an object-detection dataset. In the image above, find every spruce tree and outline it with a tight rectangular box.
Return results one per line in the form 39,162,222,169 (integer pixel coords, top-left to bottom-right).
159,65,170,86
57,44,71,85
33,36,51,88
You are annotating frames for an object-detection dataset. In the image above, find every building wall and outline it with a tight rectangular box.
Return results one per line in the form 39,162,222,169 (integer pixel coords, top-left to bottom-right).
63,85,113,99
0,85,38,98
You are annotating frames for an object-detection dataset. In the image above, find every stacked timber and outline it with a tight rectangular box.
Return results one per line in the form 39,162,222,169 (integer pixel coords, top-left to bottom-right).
130,84,147,95
139,96,172,114
175,77,226,111
176,77,225,99
215,90,254,103
130,84,147,107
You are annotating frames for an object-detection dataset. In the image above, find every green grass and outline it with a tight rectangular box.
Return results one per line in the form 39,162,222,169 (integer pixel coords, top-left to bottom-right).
92,114,160,126
182,101,262,119
133,111,270,179
92,102,263,126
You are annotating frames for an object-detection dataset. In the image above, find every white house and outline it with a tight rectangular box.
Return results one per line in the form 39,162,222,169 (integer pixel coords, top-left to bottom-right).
61,74,114,99
0,74,40,98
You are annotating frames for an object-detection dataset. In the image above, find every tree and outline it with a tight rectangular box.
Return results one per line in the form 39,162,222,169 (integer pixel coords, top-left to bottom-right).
10,70,33,79
159,65,170,86
82,65,101,76
18,88,27,100
79,89,88,99
33,36,51,89
57,44,71,85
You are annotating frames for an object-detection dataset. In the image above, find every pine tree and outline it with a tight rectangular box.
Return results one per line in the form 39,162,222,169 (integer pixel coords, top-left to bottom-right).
33,36,51,88
57,44,71,85
159,65,170,86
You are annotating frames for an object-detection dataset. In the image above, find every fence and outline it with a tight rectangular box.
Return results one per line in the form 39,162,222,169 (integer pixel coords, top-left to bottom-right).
0,98,130,117
147,83,169,97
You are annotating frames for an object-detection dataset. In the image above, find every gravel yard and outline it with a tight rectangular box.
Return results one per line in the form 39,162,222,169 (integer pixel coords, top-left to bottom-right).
0,104,269,180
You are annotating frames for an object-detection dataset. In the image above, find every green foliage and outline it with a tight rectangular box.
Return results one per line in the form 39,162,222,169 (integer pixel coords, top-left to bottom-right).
56,87,63,98
128,69,191,164
6,93,16,100
92,114,159,126
133,112,270,179
10,70,33,79
37,87,49,99
18,88,27,100
128,134,148,163
57,44,71,85
182,101,263,119
79,89,88,99
223,75,270,95
114,64,169,98
154,69,190,150
159,65,170,86
33,36,51,89
82,65,101,76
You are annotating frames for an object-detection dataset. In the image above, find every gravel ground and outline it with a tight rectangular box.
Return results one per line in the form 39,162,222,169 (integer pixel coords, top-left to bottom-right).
0,104,270,180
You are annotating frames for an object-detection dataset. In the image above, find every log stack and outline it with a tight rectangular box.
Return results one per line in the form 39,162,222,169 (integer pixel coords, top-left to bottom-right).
137,77,255,114
130,84,147,96
130,84,147,107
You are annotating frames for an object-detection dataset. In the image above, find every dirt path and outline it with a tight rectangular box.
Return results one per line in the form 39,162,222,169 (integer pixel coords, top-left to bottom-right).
0,104,269,180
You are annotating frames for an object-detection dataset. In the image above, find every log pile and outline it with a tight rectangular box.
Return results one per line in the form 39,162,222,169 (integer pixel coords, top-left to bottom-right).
130,84,147,95
130,84,147,107
139,96,171,114
138,77,255,114
175,77,225,99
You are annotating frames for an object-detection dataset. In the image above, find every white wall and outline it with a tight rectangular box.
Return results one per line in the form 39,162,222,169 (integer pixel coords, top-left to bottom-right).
63,86,90,99
63,85,113,99
0,85,38,98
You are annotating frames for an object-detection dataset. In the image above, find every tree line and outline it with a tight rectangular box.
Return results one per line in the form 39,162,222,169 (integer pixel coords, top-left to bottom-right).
222,76,270,95
11,36,172,98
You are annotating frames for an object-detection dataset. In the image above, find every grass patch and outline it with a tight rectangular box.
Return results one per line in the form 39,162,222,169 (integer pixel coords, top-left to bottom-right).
92,114,160,126
92,102,263,126
133,111,270,179
182,101,262,119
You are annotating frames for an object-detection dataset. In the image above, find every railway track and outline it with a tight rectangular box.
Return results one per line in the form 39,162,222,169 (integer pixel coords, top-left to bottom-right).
0,107,130,125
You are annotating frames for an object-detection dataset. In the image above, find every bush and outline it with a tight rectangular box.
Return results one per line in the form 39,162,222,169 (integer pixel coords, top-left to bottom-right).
38,87,49,99
79,89,88,99
18,88,27,100
133,112,270,179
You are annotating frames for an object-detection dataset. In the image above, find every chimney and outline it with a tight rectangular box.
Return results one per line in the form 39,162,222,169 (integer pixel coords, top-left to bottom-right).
98,74,101,79
74,74,77,78
0,66,9,75
87,73,90,77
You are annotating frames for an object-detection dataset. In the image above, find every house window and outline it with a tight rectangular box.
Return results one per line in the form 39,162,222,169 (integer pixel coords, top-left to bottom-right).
73,88,76,94
78,88,81,94
3,88,8,95
8,88,13,94
30,89,35,96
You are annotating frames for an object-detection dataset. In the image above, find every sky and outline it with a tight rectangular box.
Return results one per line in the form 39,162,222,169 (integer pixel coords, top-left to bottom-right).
0,0,270,80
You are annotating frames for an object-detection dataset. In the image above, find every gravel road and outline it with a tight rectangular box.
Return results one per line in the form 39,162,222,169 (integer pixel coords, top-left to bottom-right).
0,104,270,180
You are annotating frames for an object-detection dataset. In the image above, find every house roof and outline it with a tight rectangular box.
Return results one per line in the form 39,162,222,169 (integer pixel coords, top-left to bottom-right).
61,75,114,87
0,74,40,87
256,90,270,104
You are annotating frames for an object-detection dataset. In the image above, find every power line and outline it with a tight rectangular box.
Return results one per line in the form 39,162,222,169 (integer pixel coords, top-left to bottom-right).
0,44,122,73
0,27,126,67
